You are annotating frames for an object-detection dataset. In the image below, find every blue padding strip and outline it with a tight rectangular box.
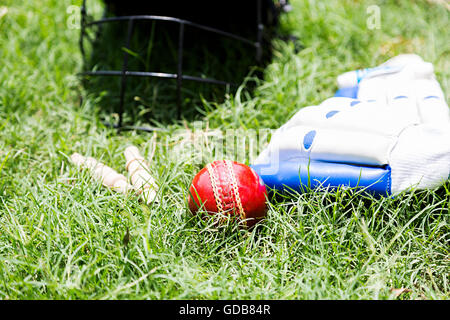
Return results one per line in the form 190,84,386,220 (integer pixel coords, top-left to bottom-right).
334,86,359,99
251,160,391,196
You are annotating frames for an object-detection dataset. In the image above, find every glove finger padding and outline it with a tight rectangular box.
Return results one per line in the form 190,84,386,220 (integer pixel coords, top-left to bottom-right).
414,79,449,124
255,98,412,166
390,124,450,193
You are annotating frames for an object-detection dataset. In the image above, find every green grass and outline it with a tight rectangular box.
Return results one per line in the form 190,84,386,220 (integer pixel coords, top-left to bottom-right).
0,0,449,299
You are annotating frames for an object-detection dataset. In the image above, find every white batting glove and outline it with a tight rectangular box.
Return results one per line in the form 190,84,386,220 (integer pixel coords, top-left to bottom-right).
252,54,450,195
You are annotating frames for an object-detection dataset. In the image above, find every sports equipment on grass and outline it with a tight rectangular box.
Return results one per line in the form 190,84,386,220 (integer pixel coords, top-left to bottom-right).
188,160,267,228
124,146,158,204
71,145,158,203
251,54,450,196
80,0,291,125
71,153,134,194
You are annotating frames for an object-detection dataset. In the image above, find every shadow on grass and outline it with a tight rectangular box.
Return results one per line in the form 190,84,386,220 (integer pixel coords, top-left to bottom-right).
80,0,284,125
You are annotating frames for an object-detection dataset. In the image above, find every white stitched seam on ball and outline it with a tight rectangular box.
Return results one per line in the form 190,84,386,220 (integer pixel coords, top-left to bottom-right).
224,160,246,221
206,163,224,213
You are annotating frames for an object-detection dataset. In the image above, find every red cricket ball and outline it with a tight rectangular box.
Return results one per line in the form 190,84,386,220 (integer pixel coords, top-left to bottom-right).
188,160,267,228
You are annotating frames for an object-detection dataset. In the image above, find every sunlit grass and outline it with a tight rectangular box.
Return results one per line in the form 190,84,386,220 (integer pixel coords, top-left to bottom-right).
0,0,448,299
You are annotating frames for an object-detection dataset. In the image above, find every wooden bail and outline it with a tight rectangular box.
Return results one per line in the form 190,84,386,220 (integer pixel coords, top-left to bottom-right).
124,146,158,204
70,153,134,194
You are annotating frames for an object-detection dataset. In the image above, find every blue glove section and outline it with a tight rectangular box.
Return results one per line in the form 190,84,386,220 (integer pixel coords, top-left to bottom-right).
251,160,392,196
334,86,359,99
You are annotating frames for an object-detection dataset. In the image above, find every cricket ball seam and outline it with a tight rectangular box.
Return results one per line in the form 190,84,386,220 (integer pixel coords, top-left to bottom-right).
224,160,246,222
217,163,234,213
206,162,224,213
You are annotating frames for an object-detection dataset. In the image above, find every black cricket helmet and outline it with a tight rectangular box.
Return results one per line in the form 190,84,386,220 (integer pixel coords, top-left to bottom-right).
80,0,291,127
